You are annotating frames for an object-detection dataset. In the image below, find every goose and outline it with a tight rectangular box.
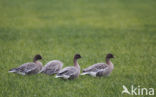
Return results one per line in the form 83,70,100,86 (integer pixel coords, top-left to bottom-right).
8,54,43,75
40,60,63,75
81,53,114,77
55,54,81,80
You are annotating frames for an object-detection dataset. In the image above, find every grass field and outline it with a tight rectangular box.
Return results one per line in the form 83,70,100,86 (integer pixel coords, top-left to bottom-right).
0,0,156,97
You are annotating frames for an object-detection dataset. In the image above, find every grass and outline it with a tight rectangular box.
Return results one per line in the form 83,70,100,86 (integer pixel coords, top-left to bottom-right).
0,0,156,97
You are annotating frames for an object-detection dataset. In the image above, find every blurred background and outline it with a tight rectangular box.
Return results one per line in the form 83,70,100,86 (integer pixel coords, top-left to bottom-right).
0,0,156,97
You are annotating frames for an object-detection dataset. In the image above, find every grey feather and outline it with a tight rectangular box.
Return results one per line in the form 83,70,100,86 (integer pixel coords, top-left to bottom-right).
82,63,113,77
83,63,108,72
41,60,63,75
9,62,43,75
56,66,80,79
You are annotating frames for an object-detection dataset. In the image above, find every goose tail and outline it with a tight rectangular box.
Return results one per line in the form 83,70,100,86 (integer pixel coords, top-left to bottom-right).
55,75,62,78
55,75,70,79
39,69,44,73
8,68,18,73
81,72,97,77
8,68,26,75
81,72,88,75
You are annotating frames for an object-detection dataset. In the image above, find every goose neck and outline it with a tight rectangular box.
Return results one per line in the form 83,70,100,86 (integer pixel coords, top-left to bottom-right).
106,58,114,69
33,58,38,63
34,61,41,65
106,58,111,65
74,58,80,69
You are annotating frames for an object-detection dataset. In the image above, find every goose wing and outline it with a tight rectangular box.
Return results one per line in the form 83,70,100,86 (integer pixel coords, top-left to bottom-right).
16,62,37,74
41,60,63,75
56,66,77,78
83,63,108,72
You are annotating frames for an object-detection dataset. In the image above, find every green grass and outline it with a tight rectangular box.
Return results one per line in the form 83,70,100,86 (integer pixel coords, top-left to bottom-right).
0,0,156,97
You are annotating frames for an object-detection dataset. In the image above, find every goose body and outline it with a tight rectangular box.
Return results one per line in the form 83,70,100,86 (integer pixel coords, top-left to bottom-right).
55,54,81,80
56,66,80,79
41,60,63,75
8,54,43,75
81,53,114,77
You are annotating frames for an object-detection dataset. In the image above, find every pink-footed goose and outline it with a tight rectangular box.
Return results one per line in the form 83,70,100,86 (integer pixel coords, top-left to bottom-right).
55,54,81,80
8,54,43,75
40,60,63,75
81,53,114,77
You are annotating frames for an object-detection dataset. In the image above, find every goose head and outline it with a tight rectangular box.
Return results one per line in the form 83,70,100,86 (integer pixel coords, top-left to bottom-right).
33,54,42,62
106,53,114,59
106,53,114,65
74,54,82,59
74,54,81,68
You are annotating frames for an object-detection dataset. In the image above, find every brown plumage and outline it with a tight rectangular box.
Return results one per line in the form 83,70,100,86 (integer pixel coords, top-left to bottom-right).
81,53,114,77
8,54,43,75
41,60,63,75
55,54,81,80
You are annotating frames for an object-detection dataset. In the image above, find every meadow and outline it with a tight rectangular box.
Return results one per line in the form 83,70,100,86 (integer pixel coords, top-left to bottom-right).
0,0,156,97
